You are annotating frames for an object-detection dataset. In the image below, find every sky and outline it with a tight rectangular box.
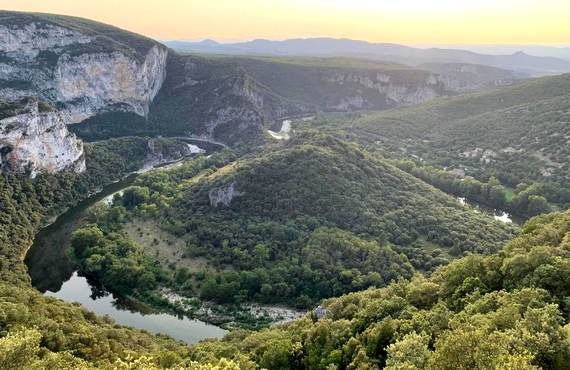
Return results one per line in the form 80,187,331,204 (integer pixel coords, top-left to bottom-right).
1,0,569,45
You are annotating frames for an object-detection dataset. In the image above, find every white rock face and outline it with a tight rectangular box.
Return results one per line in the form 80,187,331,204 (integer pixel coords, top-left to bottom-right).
0,22,168,124
54,45,168,123
0,22,93,58
0,18,168,175
325,71,445,110
209,183,242,207
0,99,85,177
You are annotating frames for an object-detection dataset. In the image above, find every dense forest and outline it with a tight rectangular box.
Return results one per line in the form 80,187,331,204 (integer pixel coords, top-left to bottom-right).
302,74,570,216
2,133,567,369
0,137,205,369
68,133,516,311
188,209,570,369
0,88,566,370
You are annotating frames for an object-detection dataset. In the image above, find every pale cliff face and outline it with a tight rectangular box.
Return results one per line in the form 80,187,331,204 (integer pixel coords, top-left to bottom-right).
209,183,242,207
0,22,168,124
54,45,167,123
0,16,168,176
325,71,447,111
0,22,93,57
0,99,85,177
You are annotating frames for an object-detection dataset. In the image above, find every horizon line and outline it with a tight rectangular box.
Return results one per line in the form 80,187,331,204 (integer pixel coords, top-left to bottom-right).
159,37,570,49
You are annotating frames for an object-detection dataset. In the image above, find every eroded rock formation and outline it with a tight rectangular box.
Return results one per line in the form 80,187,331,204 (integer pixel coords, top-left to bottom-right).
0,98,85,177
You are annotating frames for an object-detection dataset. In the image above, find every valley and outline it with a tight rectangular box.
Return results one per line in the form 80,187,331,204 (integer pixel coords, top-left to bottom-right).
299,74,570,218
0,8,569,370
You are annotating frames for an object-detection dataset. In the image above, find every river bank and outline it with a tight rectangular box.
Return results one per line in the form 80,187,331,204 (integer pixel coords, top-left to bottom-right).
160,290,306,330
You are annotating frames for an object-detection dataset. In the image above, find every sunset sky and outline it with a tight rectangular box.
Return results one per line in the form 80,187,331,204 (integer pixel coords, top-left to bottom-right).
1,0,569,45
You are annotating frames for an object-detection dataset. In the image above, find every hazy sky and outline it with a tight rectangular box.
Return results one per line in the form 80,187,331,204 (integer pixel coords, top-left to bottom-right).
1,0,569,44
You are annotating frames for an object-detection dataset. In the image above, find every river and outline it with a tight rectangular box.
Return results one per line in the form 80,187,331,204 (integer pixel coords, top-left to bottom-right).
457,197,522,225
25,152,227,345
47,272,226,344
268,116,315,140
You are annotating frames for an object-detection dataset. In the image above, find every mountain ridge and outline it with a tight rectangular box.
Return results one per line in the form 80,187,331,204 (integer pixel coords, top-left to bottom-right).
165,37,570,76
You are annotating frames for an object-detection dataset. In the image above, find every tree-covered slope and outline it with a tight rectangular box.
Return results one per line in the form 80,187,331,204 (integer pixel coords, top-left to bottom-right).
72,133,516,309
0,137,205,368
188,209,570,369
171,132,515,258
305,74,570,215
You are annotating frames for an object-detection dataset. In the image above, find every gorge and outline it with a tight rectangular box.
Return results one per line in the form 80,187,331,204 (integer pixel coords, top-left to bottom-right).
0,8,569,370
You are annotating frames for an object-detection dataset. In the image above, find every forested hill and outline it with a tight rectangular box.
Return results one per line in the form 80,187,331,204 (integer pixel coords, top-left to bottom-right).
0,136,568,367
168,132,516,261
189,209,570,369
305,74,570,216
72,133,517,308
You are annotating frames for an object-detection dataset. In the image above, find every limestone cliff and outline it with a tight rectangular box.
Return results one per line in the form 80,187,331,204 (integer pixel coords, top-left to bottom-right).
0,11,168,124
420,63,519,92
0,11,168,176
0,98,84,177
209,183,242,207
227,58,452,114
324,71,446,110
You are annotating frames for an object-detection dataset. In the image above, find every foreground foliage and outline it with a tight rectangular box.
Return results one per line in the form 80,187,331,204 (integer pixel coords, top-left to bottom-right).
189,210,570,369
0,134,567,369
0,137,195,368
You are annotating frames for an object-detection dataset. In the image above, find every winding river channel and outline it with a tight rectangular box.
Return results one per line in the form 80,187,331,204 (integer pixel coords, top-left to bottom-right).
25,144,227,344
23,123,520,345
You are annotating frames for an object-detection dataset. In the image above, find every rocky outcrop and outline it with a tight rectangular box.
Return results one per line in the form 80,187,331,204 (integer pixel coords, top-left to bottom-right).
53,45,167,123
0,21,93,57
325,71,447,109
142,138,205,169
209,183,242,207
420,63,519,92
0,98,85,177
0,12,168,176
0,15,168,124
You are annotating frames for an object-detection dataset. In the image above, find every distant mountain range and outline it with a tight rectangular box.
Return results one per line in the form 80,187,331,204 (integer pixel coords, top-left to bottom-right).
435,44,570,61
164,38,570,77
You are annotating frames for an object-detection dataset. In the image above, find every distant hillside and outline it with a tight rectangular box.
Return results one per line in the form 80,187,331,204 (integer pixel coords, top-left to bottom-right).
449,44,570,61
220,56,451,113
165,38,570,76
306,74,570,215
70,54,461,144
418,62,523,91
